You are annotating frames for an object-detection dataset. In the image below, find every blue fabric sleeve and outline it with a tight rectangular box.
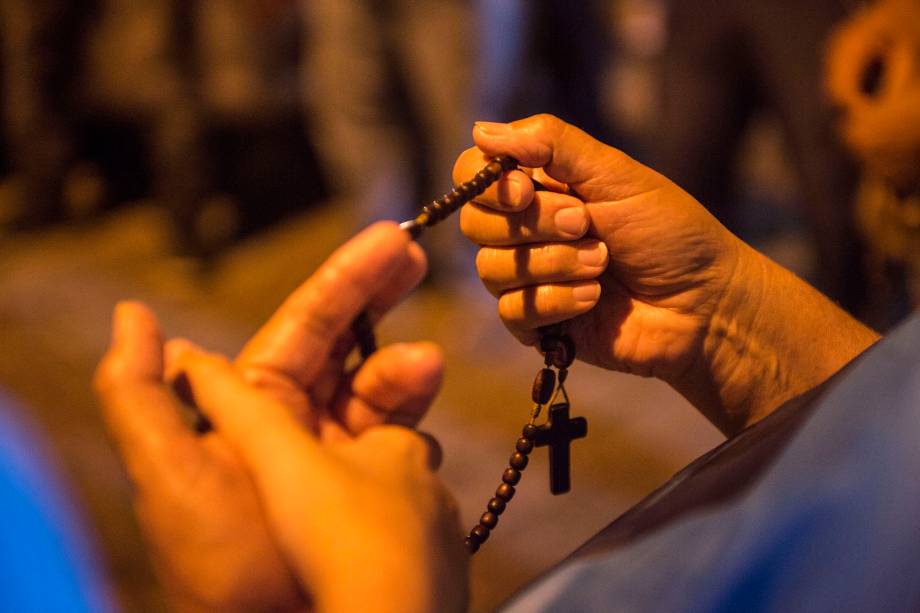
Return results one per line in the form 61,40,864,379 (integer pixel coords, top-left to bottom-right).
0,393,112,613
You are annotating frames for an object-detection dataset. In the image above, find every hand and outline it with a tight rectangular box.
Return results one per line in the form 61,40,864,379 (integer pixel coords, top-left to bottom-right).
455,115,879,433
94,223,467,613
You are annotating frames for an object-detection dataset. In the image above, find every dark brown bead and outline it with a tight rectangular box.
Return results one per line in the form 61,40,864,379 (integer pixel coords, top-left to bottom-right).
540,334,559,354
502,467,521,484
509,452,529,470
471,524,490,543
485,161,504,177
480,512,499,529
464,537,480,553
476,169,492,182
551,336,576,369
496,483,516,501
522,423,539,439
516,437,534,454
531,368,556,404
488,496,507,514
498,155,518,171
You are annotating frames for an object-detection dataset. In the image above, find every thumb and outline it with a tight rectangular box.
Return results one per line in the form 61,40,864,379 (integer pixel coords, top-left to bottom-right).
472,114,663,201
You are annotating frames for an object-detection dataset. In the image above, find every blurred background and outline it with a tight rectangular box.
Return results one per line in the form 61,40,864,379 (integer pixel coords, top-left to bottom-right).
0,0,918,611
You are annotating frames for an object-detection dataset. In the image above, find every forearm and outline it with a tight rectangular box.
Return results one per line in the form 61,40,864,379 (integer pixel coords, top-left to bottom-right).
679,240,881,435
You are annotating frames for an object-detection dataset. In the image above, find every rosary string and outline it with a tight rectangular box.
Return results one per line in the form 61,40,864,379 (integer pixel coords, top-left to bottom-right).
352,155,519,361
349,157,587,555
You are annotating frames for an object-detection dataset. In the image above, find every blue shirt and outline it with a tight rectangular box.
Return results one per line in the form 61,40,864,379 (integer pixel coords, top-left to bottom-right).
0,393,111,612
504,314,920,612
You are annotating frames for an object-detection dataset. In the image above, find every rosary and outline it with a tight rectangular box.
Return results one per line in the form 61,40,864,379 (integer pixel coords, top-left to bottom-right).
352,156,588,554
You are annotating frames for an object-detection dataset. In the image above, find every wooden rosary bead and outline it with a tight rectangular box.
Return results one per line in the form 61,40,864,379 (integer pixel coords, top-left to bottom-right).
509,452,529,470
488,496,507,514
480,512,499,529
522,423,539,439
485,161,504,176
516,437,534,454
471,524,490,543
441,193,459,209
502,467,522,485
465,537,480,553
558,336,576,368
531,368,556,405
496,483,516,501
497,155,518,171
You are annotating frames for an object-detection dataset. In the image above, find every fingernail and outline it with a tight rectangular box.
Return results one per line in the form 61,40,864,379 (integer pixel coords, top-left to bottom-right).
475,121,512,137
577,242,608,267
573,282,601,304
554,207,588,236
502,177,523,206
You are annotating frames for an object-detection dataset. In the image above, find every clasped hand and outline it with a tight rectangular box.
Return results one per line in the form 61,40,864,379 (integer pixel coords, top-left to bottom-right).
453,114,877,434
94,224,468,613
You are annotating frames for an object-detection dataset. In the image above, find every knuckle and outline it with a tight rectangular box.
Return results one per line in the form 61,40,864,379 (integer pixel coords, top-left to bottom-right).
532,113,562,134
532,243,559,274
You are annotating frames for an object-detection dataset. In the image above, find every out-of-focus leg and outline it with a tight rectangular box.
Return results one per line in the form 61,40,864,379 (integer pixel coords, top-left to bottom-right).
654,0,752,235
300,0,411,225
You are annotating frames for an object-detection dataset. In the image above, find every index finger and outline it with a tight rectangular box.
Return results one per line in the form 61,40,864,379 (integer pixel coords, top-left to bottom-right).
236,222,422,389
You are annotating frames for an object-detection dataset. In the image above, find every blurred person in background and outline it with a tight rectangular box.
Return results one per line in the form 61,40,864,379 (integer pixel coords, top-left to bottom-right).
654,0,871,322
300,0,476,281
82,0,324,258
0,0,99,229
825,0,920,321
475,0,612,141
1,0,324,258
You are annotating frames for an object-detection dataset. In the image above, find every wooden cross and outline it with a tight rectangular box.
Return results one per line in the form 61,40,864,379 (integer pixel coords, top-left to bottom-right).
533,402,588,495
